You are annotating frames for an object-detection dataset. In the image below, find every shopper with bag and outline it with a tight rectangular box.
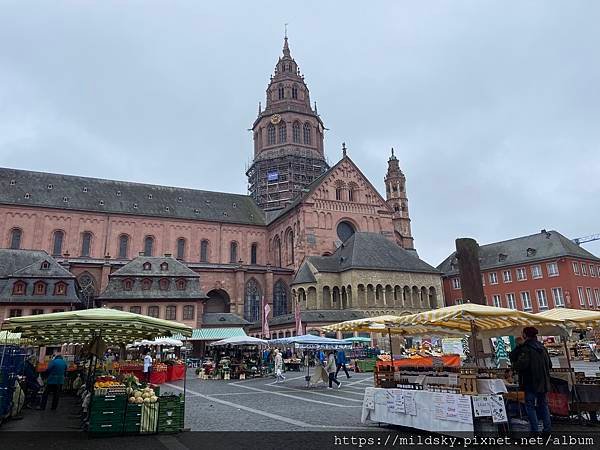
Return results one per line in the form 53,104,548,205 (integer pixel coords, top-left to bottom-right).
40,352,67,410
326,352,341,389
274,349,285,383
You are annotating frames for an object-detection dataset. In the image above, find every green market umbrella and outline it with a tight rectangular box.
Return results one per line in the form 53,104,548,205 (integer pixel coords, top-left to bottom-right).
1,307,192,346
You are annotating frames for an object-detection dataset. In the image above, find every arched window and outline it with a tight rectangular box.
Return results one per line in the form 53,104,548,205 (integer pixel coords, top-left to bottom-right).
267,124,276,145
200,240,209,262
144,236,154,257
33,281,47,296
176,279,187,290
278,85,284,99
176,238,186,260
53,281,67,296
143,262,152,271
250,243,258,265
52,230,64,256
160,262,168,271
278,122,287,143
9,228,22,249
118,234,129,259
303,123,311,145
337,221,356,242
159,278,170,290
123,279,133,291
81,231,92,257
292,85,298,99
348,183,358,202
141,278,152,290
273,280,288,316
165,305,177,321
335,186,343,201
183,305,195,320
244,278,261,322
147,306,159,318
78,273,96,309
12,281,26,296
292,121,301,143
285,228,294,265
230,241,238,263
273,236,282,267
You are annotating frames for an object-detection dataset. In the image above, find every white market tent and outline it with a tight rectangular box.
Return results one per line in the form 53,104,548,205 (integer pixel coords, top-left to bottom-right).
209,336,268,346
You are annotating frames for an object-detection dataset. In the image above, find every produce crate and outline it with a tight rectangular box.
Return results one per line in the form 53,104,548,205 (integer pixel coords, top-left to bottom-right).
89,420,124,434
89,394,127,435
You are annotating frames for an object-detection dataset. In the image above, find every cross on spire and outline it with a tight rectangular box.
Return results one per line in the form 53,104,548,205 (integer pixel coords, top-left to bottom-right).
342,142,347,157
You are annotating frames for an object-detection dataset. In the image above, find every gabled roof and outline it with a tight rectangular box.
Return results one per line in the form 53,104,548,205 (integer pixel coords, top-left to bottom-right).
265,154,392,225
261,310,369,327
437,229,600,276
0,249,74,279
293,262,317,284
0,167,265,226
111,256,200,278
299,232,439,276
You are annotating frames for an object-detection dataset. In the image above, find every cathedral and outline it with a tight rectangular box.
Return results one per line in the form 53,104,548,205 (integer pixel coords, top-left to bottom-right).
0,38,443,339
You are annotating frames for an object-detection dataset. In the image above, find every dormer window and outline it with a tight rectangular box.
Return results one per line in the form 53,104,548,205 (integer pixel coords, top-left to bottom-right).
116,190,121,197
159,278,170,290
194,209,200,214
63,196,69,203
33,281,47,295
123,279,133,291
53,282,67,296
526,248,536,257
24,193,30,199
498,253,508,262
40,261,51,270
160,262,168,271
83,186,88,192
177,197,183,203
12,281,26,296
133,203,138,209
141,278,152,290
148,194,153,199
143,262,152,271
47,184,53,190
10,180,16,186
176,279,187,290
99,200,105,206
165,206,170,212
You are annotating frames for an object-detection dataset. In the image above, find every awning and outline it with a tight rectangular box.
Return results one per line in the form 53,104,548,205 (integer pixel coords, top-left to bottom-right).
536,308,600,329
1,308,192,345
174,327,247,341
209,335,267,346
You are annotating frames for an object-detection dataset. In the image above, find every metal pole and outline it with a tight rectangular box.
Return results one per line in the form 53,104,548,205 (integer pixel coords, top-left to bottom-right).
0,324,10,373
182,337,188,431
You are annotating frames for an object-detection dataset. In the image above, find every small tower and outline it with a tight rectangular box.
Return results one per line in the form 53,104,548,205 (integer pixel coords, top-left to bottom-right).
384,148,415,250
246,36,328,210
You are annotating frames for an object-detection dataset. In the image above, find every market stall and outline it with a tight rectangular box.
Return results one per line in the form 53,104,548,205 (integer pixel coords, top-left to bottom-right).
206,336,267,380
0,308,192,435
326,304,568,433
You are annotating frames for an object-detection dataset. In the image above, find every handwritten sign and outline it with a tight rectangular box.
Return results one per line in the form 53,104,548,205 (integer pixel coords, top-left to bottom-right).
364,390,374,410
490,395,508,423
472,395,493,417
403,391,417,416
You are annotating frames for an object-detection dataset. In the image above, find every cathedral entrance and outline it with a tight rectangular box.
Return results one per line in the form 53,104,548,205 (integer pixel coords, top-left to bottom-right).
205,289,231,313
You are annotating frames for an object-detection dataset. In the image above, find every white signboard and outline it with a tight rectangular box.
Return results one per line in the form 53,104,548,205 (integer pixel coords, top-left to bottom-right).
364,390,374,410
490,395,508,423
472,395,493,417
403,391,417,416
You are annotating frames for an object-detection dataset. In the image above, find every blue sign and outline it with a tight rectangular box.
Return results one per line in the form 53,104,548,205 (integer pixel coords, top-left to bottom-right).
267,171,279,182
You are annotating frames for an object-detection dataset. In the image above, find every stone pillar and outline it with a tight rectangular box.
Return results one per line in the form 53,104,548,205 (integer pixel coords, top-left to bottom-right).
234,269,245,316
100,262,111,293
196,300,205,329
265,270,274,312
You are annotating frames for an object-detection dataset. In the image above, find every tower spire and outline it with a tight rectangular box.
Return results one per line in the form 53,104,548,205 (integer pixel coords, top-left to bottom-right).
283,35,290,57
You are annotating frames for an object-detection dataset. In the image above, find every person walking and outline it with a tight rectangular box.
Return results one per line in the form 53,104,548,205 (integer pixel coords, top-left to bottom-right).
142,349,153,383
274,349,286,383
40,352,67,411
512,327,552,433
326,352,341,389
335,349,352,379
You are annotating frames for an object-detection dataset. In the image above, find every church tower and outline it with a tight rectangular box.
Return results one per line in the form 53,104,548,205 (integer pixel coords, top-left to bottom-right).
384,148,415,250
246,36,328,210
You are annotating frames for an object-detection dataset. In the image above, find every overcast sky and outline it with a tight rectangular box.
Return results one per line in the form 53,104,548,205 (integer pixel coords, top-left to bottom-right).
1,1,599,265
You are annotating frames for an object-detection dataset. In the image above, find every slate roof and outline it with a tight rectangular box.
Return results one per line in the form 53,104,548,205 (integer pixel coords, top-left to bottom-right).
292,262,317,284
98,256,207,300
294,232,439,281
0,167,265,226
202,313,251,326
173,327,247,341
0,249,80,304
110,256,199,278
437,230,600,276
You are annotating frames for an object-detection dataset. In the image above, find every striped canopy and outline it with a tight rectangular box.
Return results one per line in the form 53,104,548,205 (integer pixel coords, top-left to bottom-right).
321,314,467,337
536,308,600,329
389,303,567,337
1,308,192,345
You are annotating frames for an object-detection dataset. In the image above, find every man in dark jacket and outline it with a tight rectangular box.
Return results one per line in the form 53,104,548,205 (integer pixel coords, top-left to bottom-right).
512,327,552,433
